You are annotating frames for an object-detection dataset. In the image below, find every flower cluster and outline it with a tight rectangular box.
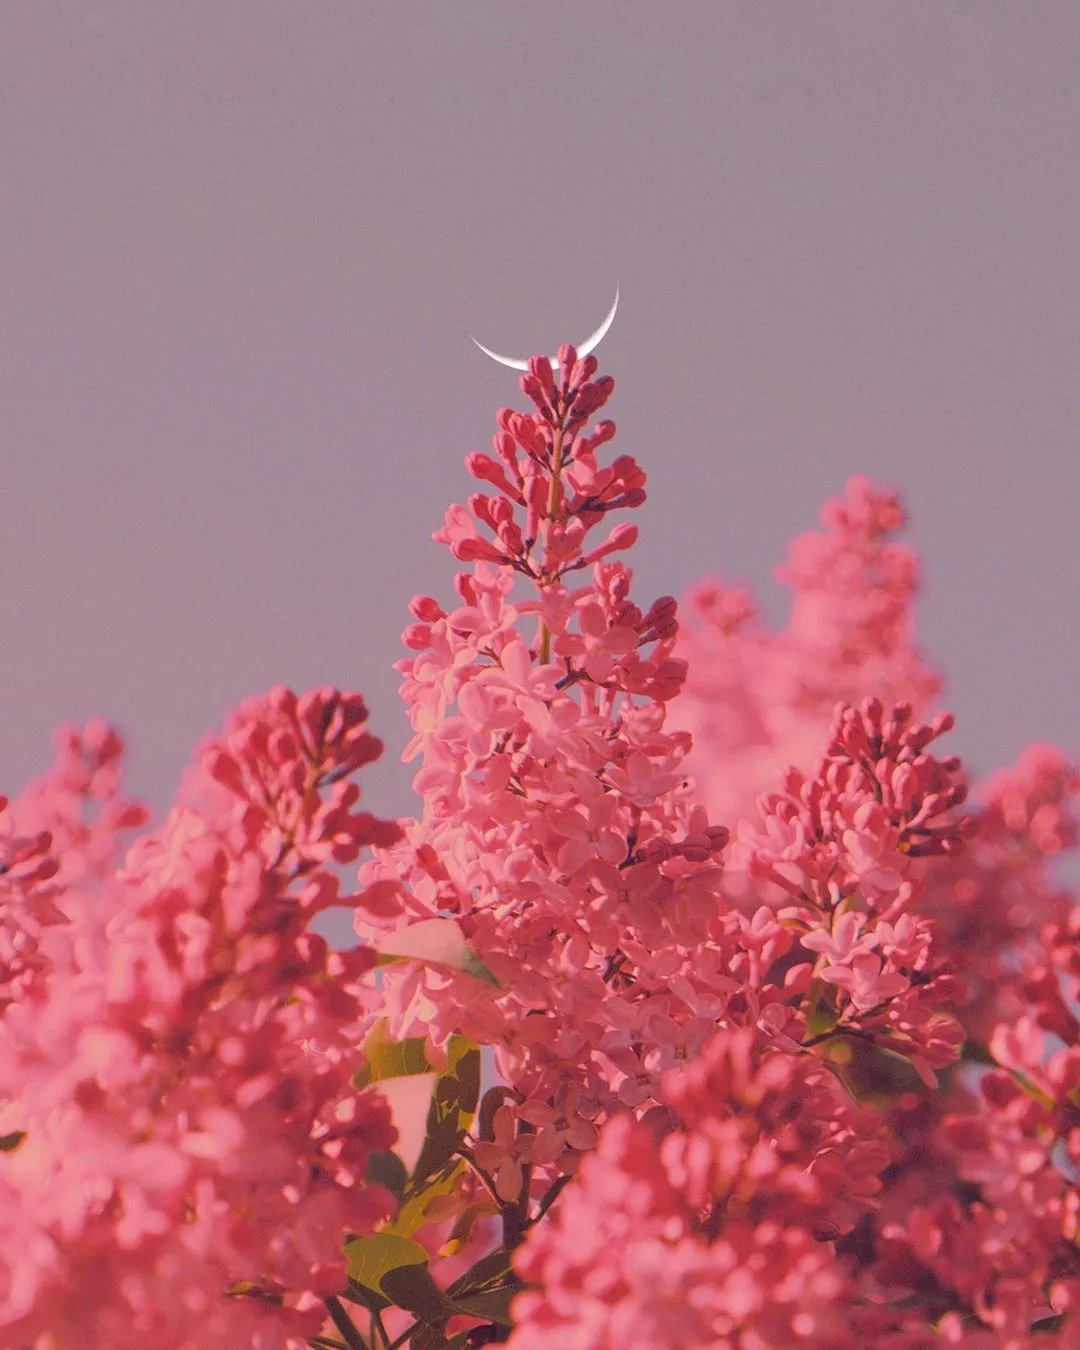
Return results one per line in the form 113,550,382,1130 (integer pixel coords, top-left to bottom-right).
513,1028,894,1350
0,690,400,1348
1,348,1076,1349
357,347,733,1189
669,474,942,827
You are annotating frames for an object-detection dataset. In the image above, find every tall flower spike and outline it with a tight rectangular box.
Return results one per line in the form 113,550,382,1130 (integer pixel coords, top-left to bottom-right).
358,346,734,1225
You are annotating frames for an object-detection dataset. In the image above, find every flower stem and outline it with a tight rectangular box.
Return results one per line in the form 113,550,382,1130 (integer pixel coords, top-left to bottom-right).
323,1295,370,1350
537,422,568,665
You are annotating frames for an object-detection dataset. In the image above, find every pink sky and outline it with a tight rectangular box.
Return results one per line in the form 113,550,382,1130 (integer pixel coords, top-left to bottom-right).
3,2,1077,825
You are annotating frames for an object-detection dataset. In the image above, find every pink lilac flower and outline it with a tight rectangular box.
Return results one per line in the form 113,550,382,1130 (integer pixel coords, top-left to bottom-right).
3,339,1077,1348
0,689,401,1348
511,1028,896,1349
356,346,735,1182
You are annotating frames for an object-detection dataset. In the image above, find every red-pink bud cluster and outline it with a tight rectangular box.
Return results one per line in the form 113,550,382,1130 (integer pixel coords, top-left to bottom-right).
435,349,644,591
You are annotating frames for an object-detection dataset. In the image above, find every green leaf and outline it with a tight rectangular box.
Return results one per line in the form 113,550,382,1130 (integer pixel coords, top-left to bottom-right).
347,1228,524,1339
803,978,840,1040
364,1149,409,1200
355,1026,481,1186
412,1036,481,1186
445,1246,523,1328
381,1261,454,1323
354,1022,446,1174
224,1281,282,1307
344,1233,430,1301
0,1131,26,1153
342,1276,389,1315
385,1160,468,1239
841,1037,934,1101
373,918,501,987
354,1022,433,1090
450,1284,519,1328
458,951,501,987
1012,1069,1055,1112
445,1246,515,1299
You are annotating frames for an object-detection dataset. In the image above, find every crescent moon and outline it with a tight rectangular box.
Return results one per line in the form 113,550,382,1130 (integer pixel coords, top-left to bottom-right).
471,284,620,372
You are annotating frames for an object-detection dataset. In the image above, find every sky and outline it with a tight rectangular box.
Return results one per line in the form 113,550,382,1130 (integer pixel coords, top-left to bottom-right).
3,2,1078,836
